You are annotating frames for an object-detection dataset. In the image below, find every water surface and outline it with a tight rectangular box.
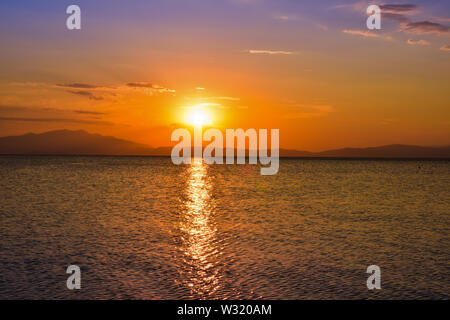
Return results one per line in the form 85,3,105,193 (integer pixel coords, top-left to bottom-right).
0,156,448,299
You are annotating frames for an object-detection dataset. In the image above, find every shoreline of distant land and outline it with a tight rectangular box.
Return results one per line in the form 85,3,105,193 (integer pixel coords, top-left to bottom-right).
0,129,449,158
1,155,449,162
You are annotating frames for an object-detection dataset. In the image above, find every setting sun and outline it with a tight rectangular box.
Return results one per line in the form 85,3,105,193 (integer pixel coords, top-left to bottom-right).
187,108,212,127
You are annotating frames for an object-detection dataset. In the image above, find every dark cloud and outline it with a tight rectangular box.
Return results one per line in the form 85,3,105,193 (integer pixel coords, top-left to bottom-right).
0,105,105,115
54,81,175,95
56,83,102,89
66,90,104,101
378,5,449,36
382,12,410,23
402,21,449,34
126,82,176,94
0,117,111,125
73,110,106,115
0,105,39,112
380,4,418,23
379,4,417,13
126,82,155,88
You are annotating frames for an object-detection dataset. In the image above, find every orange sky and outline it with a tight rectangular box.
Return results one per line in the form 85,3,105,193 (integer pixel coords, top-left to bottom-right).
0,1,449,151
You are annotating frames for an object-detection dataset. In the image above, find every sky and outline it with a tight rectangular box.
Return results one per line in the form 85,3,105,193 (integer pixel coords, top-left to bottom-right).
0,0,449,151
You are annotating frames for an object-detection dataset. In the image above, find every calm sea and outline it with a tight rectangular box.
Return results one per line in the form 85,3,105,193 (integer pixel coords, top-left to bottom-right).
0,156,448,299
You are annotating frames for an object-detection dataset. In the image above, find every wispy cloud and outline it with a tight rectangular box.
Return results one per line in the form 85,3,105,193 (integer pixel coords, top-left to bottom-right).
331,3,364,11
402,21,449,34
334,2,418,15
382,12,410,23
126,82,156,88
434,17,450,22
57,81,175,94
440,45,450,51
0,116,111,125
246,49,296,55
54,81,176,100
66,90,104,101
273,14,298,21
407,39,430,46
343,29,392,40
126,82,176,94
337,3,448,39
379,4,418,14
73,110,106,115
0,104,107,118
56,83,103,89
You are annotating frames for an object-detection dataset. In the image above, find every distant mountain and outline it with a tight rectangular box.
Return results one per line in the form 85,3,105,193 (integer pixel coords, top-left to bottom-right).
312,144,450,158
0,130,449,158
0,130,155,155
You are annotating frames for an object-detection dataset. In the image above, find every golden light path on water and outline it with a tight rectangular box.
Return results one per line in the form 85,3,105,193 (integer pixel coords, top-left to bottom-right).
179,159,221,298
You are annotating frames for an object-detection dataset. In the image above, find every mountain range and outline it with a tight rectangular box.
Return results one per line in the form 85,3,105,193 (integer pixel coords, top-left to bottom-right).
0,129,449,158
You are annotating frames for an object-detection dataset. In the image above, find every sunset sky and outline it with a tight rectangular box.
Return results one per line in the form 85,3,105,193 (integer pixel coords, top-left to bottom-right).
0,0,449,151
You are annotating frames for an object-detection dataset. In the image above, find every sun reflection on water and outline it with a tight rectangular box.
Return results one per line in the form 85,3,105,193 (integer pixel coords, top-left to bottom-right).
179,159,220,298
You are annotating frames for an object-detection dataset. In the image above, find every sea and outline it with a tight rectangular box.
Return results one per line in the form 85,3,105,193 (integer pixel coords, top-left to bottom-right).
0,156,448,299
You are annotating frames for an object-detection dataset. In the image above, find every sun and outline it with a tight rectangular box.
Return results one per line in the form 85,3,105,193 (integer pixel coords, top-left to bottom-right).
186,108,212,127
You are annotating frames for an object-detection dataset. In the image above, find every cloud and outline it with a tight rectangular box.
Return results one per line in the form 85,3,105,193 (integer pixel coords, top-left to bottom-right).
0,116,111,125
382,12,410,23
337,2,449,39
342,29,392,40
402,21,449,34
0,104,106,117
126,82,176,93
434,17,450,22
407,39,430,46
440,45,450,51
379,4,418,14
56,83,103,89
55,81,176,99
273,14,298,21
246,49,296,55
331,3,362,10
57,81,175,94
66,90,104,101
0,105,49,113
73,110,106,115
374,5,449,41
126,82,156,88
334,2,418,18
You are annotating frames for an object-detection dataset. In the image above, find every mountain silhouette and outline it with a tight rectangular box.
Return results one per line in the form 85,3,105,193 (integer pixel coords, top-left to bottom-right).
0,130,449,158
313,144,450,158
0,130,156,155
